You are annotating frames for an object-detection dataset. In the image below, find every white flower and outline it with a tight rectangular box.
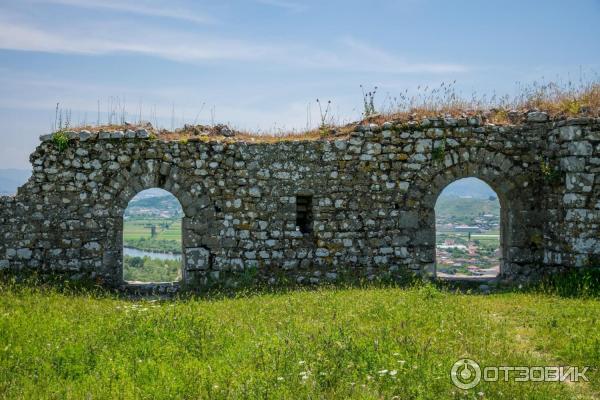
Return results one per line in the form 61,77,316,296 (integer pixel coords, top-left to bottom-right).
389,370,398,376
299,371,310,381
378,369,388,375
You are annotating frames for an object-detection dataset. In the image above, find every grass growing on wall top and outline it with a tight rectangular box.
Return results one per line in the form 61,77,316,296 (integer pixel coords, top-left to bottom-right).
53,77,600,143
0,283,598,399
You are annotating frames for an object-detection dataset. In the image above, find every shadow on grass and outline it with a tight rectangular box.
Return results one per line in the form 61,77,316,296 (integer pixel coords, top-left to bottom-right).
531,267,600,299
1,270,429,302
2,266,600,302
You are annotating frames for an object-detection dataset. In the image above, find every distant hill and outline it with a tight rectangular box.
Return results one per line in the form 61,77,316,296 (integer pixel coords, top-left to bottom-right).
438,177,497,199
435,195,500,221
0,169,31,195
125,194,183,218
131,188,173,200
128,195,181,210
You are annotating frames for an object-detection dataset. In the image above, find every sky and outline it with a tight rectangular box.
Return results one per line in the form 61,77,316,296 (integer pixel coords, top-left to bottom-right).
0,0,598,169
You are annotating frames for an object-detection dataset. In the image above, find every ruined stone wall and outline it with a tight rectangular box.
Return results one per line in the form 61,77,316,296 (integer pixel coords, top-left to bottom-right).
0,114,598,288
545,119,600,268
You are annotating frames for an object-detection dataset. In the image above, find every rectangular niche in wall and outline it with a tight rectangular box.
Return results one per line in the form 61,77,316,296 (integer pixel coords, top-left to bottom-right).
296,195,313,234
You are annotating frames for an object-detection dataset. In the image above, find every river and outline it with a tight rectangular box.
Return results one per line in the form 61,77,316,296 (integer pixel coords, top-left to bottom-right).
123,247,181,261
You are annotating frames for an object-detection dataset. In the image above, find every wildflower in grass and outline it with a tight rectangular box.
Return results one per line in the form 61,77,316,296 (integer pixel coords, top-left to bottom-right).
378,369,388,376
299,371,310,381
389,370,398,376
277,377,284,382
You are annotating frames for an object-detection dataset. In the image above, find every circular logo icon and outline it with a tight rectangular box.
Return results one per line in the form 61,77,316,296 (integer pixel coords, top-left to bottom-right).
451,358,481,389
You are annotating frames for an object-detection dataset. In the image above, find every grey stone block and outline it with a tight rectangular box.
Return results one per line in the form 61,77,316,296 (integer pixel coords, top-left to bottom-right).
185,247,211,271
527,112,548,122
136,129,150,139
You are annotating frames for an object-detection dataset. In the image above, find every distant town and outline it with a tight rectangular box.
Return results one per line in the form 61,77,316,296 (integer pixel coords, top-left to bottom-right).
435,195,501,278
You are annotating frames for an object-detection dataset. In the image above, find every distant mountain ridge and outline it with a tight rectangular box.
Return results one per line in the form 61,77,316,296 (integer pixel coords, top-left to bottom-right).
0,169,31,195
438,177,497,199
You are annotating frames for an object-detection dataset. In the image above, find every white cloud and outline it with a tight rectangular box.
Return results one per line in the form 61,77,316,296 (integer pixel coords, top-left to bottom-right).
30,0,216,25
255,0,306,12
0,9,469,73
0,17,272,61
334,37,468,74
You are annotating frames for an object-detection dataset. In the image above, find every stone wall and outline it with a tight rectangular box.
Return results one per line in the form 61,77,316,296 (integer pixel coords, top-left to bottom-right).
545,120,600,268
0,114,598,288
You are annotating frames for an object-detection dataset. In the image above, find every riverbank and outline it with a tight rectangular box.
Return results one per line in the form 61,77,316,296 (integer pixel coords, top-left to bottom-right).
123,246,181,260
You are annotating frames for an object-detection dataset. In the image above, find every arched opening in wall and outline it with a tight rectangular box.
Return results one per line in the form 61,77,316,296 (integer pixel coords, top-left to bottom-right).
435,178,501,280
122,188,183,283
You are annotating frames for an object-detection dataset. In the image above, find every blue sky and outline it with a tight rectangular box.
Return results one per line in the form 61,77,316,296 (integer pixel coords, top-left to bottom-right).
0,0,598,168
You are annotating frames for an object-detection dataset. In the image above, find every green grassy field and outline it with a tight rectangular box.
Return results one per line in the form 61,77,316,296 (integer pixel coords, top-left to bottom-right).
123,218,182,243
123,218,182,253
436,231,500,249
1,283,598,399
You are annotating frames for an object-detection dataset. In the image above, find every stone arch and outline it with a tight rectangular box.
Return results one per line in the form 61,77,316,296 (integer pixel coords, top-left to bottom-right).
100,160,217,286
407,155,543,281
114,160,199,217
